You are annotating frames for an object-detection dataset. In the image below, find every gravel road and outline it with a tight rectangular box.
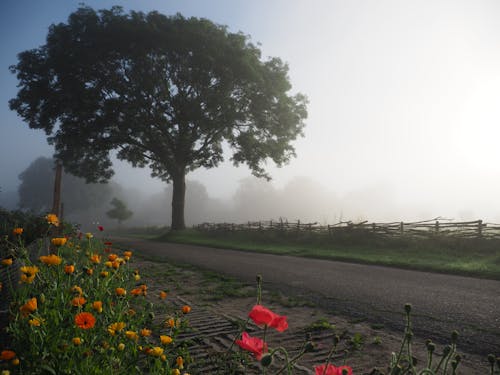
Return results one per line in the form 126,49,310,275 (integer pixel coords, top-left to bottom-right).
113,237,500,356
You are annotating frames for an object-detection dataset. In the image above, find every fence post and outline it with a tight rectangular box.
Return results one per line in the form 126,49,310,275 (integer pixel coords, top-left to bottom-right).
400,221,404,235
372,223,376,233
435,221,439,234
477,220,483,238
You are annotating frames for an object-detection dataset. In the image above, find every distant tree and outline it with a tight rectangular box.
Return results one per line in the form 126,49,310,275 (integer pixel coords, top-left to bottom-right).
9,6,308,230
18,156,116,215
106,197,133,225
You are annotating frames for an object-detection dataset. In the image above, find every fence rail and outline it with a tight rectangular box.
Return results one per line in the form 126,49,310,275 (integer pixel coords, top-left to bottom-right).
195,218,500,239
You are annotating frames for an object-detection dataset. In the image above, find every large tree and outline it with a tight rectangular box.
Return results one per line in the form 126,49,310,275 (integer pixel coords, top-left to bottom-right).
9,6,308,229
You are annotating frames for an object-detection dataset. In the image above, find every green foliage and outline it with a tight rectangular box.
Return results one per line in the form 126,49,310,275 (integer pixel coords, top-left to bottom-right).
106,198,133,225
9,6,308,229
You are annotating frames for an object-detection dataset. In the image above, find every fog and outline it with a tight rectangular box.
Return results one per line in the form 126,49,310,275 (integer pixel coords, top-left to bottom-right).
2,0,500,225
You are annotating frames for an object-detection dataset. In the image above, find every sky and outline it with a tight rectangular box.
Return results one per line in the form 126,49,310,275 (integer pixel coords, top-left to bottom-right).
2,0,500,222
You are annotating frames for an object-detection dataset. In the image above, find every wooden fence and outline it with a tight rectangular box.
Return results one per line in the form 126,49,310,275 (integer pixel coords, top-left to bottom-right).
195,218,500,239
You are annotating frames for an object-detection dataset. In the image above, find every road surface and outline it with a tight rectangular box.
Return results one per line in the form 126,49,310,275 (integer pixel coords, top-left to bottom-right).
113,237,500,355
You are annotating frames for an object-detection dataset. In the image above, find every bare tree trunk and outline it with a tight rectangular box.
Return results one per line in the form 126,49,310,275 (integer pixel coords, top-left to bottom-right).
171,172,186,230
51,162,63,216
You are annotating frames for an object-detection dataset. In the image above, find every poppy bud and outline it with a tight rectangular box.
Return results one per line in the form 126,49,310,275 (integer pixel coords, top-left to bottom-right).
404,303,412,314
451,330,458,344
260,354,273,367
304,341,315,353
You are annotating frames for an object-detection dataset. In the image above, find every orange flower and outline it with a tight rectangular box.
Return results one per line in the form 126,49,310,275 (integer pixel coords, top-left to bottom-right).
71,285,83,295
108,254,118,262
75,312,96,329
140,328,152,337
176,356,184,369
166,317,178,328
51,237,67,247
0,350,16,360
20,297,37,317
159,291,167,300
1,258,13,266
112,260,120,269
181,305,191,314
100,271,109,278
123,251,132,258
90,254,101,264
160,335,172,345
46,213,59,226
40,254,62,266
85,267,94,275
12,227,23,235
71,296,87,307
64,264,75,274
115,288,126,296
72,337,82,346
92,301,103,313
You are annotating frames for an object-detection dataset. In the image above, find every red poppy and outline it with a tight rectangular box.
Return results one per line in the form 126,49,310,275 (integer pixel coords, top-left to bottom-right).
98,226,104,231
235,332,268,360
248,305,288,332
314,364,353,375
104,241,112,246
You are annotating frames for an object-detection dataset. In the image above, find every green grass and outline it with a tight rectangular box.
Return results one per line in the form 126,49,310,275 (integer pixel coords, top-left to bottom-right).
138,228,500,280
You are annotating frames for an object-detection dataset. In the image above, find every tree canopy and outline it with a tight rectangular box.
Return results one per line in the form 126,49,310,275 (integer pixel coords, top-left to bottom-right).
18,156,115,215
9,6,308,229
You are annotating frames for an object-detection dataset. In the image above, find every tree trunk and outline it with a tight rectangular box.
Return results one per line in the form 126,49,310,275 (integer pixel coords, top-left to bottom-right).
171,172,186,230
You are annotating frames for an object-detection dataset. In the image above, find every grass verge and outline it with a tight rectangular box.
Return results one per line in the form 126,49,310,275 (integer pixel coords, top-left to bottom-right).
148,228,500,280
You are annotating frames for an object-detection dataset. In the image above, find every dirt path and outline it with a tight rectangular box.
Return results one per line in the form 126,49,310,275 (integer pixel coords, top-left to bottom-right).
114,237,500,358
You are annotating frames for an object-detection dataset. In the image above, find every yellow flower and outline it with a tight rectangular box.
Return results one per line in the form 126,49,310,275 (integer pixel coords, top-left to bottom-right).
115,287,127,296
19,266,39,284
11,358,19,366
171,370,180,375
46,213,59,226
160,335,172,345
149,347,163,357
125,331,138,341
108,322,126,336
134,273,141,281
2,369,11,375
39,254,62,266
117,343,125,351
104,261,113,268
28,318,43,326
12,228,23,235
176,356,184,369
85,232,93,239
92,301,103,313
100,271,109,278
140,328,152,337
1,258,13,266
51,237,67,247
72,337,82,346
160,354,167,362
